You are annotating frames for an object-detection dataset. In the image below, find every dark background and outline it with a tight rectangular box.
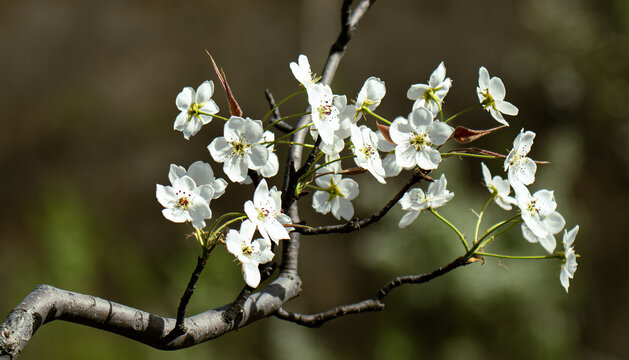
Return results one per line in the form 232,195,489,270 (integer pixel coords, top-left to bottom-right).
1,0,627,359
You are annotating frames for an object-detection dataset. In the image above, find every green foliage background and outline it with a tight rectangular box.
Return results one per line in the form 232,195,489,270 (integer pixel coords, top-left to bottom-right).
1,0,627,359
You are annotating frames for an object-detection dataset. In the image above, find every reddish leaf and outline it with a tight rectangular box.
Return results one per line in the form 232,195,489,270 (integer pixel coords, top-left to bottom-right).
206,50,243,117
376,122,394,144
452,125,505,143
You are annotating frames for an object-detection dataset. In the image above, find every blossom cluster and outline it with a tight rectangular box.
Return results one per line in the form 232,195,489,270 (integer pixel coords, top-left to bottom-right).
155,54,579,293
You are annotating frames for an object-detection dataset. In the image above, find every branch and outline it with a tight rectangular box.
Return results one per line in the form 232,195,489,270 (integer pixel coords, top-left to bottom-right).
0,274,301,359
274,256,471,328
296,171,428,235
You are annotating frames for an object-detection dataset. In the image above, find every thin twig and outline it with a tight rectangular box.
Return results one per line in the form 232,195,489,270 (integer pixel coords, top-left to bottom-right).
171,245,216,335
295,171,427,235
264,89,294,133
274,255,470,328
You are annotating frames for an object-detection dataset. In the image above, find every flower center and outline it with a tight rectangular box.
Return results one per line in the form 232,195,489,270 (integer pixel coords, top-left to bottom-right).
326,180,344,201
241,244,253,256
188,103,202,120
257,207,271,221
526,200,539,214
481,90,495,109
175,190,192,209
318,103,333,117
410,132,430,150
360,144,377,159
230,140,250,156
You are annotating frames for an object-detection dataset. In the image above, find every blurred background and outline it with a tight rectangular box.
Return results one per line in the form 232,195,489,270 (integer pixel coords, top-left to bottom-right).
1,0,627,359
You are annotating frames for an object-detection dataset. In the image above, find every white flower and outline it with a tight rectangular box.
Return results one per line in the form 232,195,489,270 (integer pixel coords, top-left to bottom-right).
560,225,579,293
312,167,359,221
290,54,317,89
350,125,387,184
208,116,269,183
504,129,537,188
225,220,274,288
244,179,291,245
477,66,518,126
389,107,454,171
168,161,227,200
481,162,515,210
355,77,386,116
407,61,452,115
515,186,565,253
156,176,214,230
398,174,454,228
308,84,341,145
258,131,279,178
174,81,220,139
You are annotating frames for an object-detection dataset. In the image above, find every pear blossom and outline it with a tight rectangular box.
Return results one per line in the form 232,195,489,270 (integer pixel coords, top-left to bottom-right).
290,54,317,89
515,186,565,253
560,225,579,293
398,174,454,228
477,67,518,126
504,129,537,188
225,220,274,288
174,81,220,139
156,176,215,230
389,107,454,171
168,161,227,200
407,61,452,115
355,77,386,117
308,83,341,145
244,179,291,245
481,162,515,210
208,116,269,183
350,125,387,184
312,167,359,221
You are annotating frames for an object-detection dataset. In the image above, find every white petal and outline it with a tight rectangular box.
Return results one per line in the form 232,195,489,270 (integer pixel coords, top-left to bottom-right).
312,191,332,214
338,178,359,200
335,198,354,221
408,107,433,130
416,146,442,170
546,211,566,234
488,77,506,100
538,232,557,254
208,137,232,163
398,210,420,229
478,67,490,89
156,184,176,208
429,62,446,87
407,84,430,100
242,262,262,288
224,156,248,183
168,164,187,184
195,81,214,104
259,152,279,178
563,225,579,248
427,121,454,145
389,117,411,145
174,112,189,131
176,87,193,111
496,100,518,116
395,143,417,168
248,144,269,170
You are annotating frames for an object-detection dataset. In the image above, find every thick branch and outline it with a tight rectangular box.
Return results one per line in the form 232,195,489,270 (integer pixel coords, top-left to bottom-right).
0,274,300,359
296,171,427,235
274,256,471,328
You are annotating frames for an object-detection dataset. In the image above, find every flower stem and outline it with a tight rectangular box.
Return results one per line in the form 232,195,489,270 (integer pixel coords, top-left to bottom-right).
199,112,230,122
262,88,306,122
301,155,356,181
360,106,391,125
430,209,468,251
441,152,500,160
474,196,494,243
270,141,314,148
475,252,562,260
264,112,310,131
208,212,247,242
445,103,482,123
214,216,248,234
273,123,314,144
